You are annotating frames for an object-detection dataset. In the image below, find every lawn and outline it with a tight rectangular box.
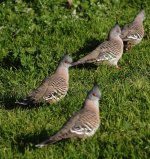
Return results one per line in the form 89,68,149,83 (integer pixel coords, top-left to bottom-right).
0,0,150,158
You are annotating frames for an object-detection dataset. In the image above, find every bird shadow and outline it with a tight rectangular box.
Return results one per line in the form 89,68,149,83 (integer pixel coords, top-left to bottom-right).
0,50,22,70
0,95,18,110
0,95,47,110
12,130,50,153
71,63,98,70
22,0,35,2
12,129,68,153
72,38,103,70
0,0,5,3
74,38,102,58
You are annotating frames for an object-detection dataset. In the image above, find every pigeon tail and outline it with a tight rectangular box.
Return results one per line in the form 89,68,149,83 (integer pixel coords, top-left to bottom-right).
15,97,34,106
71,60,86,67
35,138,57,148
71,55,96,67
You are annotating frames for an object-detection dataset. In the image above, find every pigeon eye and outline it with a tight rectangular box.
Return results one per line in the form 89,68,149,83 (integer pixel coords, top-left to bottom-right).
92,93,96,96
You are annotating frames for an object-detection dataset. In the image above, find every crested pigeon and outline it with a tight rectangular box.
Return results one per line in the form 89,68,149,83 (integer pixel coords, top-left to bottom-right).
120,10,145,50
35,84,101,147
71,24,123,68
15,55,72,105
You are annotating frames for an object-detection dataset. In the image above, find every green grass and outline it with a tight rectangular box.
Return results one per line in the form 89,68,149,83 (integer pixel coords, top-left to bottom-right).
0,0,150,158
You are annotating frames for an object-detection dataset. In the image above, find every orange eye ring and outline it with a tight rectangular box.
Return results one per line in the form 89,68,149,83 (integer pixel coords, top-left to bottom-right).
92,93,96,96
64,60,70,64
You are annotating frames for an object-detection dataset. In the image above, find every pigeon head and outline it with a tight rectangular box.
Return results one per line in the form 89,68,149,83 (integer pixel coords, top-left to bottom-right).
135,10,146,21
60,54,73,68
109,24,121,39
87,84,101,101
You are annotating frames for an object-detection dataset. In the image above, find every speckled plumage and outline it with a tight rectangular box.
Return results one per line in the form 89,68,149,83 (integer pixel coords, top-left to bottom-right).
35,85,101,147
15,55,72,105
121,10,145,50
72,24,123,68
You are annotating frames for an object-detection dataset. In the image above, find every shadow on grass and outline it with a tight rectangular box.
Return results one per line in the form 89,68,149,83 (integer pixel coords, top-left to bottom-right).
12,130,50,153
12,129,68,153
0,96,18,110
0,95,46,110
22,0,36,3
1,95,68,111
75,38,102,58
71,63,98,70
0,0,5,3
0,55,22,70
